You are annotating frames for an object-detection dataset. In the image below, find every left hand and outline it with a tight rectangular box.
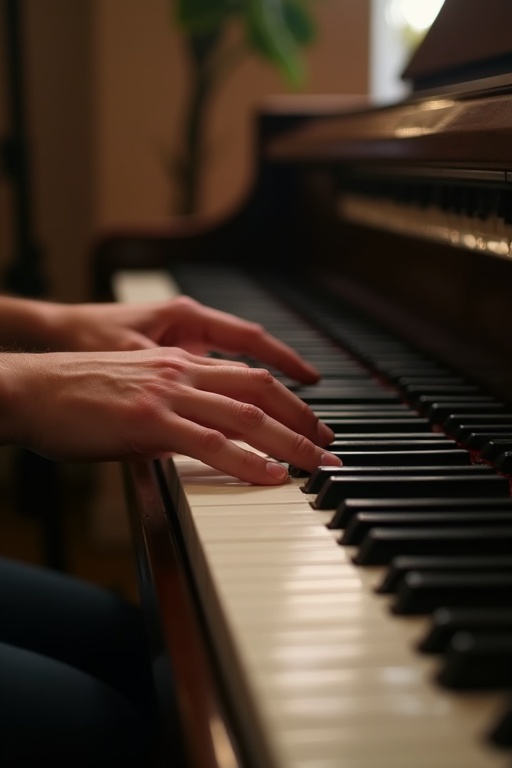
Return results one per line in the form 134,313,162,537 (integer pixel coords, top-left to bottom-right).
51,296,321,384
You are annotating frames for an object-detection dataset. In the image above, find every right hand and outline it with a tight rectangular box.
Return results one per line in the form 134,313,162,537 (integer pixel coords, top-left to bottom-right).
2,348,341,485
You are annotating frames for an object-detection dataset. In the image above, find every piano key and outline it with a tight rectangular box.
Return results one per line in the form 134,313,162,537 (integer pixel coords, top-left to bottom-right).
454,421,512,437
306,464,494,497
387,366,456,382
314,408,413,419
127,266,512,767
329,439,459,454
458,430,512,449
482,439,512,461
290,447,473,479
442,411,512,431
437,632,512,689
428,402,507,424
354,527,512,566
335,450,470,472
495,452,512,473
329,433,454,442
419,607,512,654
404,384,484,402
311,474,510,510
341,511,512,547
295,389,402,405
377,556,512,595
391,572,512,615
330,496,512,529
396,376,468,388
326,418,432,433
313,404,411,414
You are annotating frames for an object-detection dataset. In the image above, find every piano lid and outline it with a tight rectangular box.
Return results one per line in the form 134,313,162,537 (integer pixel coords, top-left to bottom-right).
402,0,512,93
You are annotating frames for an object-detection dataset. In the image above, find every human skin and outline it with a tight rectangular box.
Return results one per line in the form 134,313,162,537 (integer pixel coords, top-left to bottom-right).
0,296,341,484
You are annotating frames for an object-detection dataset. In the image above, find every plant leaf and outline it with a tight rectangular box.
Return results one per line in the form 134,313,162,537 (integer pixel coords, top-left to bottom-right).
172,0,240,34
284,1,316,45
245,0,306,86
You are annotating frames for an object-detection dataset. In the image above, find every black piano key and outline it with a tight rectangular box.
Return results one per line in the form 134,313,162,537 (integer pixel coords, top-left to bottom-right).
391,572,512,615
419,606,512,654
459,430,512,450
404,384,483,403
397,376,467,388
312,474,509,510
419,396,497,411
326,419,431,433
341,510,512,547
482,439,512,461
437,631,512,689
314,408,412,419
330,434,453,442
329,439,458,454
443,412,512,432
455,421,512,437
377,555,512,595
296,389,402,405
388,367,455,383
496,452,512,473
295,449,472,480
313,404,411,414
331,449,470,467
330,496,512,529
429,402,507,424
303,460,482,494
353,527,512,566
488,699,512,748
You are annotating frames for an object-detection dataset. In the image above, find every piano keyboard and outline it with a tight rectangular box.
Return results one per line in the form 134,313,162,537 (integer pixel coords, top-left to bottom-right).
115,265,512,768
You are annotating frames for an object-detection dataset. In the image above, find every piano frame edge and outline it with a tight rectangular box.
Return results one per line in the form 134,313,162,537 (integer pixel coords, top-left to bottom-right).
123,458,247,768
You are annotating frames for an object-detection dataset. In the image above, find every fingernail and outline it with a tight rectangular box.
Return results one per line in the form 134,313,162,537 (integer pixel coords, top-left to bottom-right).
320,452,342,467
266,462,289,481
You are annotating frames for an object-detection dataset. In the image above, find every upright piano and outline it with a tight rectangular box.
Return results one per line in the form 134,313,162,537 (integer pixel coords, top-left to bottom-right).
93,2,512,765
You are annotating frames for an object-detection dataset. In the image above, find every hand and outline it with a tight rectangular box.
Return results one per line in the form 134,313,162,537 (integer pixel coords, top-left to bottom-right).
49,296,321,384
2,349,341,484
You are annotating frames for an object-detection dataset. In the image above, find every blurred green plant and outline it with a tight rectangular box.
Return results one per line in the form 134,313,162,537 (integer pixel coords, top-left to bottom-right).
169,0,317,214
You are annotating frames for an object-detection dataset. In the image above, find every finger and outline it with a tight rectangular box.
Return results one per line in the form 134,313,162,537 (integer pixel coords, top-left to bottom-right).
189,364,334,445
164,414,341,485
189,306,320,384
172,390,341,474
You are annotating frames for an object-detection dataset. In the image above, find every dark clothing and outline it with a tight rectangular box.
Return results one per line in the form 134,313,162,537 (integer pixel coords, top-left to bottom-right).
0,556,157,767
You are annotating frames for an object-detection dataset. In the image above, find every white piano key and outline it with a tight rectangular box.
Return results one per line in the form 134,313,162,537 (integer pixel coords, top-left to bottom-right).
112,269,181,303
170,450,510,767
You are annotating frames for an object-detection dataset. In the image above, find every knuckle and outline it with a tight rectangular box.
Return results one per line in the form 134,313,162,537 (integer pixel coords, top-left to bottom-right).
292,432,316,457
239,449,261,472
248,367,274,386
246,321,264,337
235,402,265,430
198,428,226,454
173,295,198,313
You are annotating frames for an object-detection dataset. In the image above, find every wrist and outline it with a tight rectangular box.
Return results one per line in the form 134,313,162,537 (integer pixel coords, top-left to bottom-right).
0,297,65,351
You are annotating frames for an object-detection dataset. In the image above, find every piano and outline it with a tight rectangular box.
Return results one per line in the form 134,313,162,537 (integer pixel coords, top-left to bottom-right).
92,2,512,765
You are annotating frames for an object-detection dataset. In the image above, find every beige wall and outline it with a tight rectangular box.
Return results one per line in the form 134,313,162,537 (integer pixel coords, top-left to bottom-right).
6,0,369,302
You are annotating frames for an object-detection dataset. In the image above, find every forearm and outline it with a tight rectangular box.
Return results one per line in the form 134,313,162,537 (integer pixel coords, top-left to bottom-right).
0,353,32,446
0,296,64,351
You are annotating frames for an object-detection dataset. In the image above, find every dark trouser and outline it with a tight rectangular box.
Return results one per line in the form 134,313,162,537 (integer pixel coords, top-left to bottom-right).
0,556,158,767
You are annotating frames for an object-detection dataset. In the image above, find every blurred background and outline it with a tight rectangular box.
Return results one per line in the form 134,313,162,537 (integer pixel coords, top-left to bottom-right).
0,0,445,599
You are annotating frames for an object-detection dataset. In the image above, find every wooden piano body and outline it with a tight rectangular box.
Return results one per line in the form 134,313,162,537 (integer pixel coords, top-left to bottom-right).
92,2,512,765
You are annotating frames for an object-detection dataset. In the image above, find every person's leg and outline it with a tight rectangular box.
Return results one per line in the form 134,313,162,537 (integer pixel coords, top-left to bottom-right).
0,556,155,719
0,641,152,768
